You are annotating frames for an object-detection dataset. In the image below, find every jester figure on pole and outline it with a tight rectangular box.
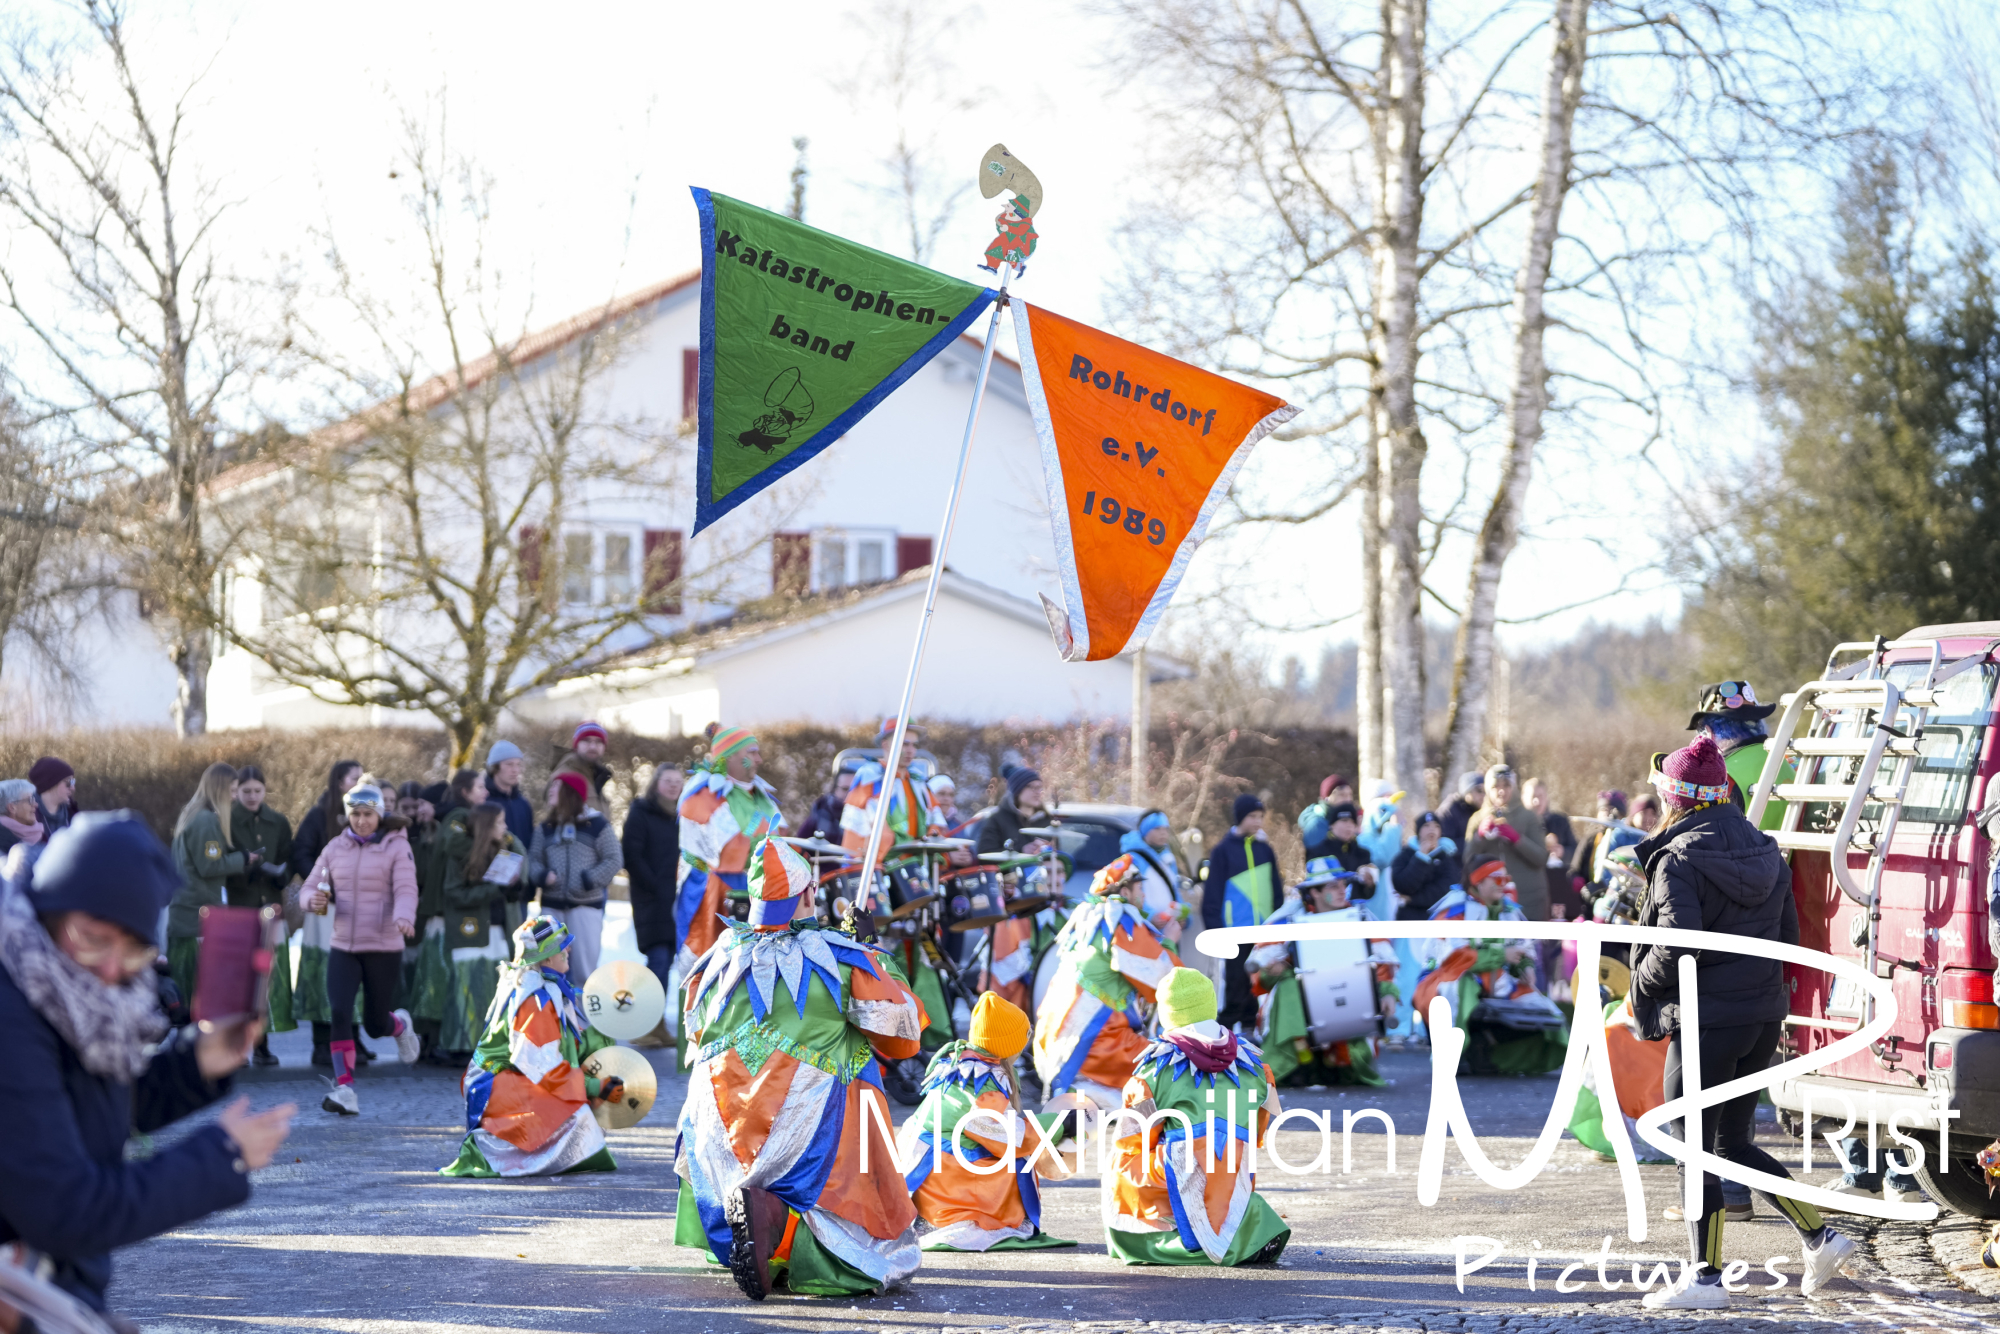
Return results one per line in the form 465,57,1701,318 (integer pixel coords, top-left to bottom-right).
674,838,928,1299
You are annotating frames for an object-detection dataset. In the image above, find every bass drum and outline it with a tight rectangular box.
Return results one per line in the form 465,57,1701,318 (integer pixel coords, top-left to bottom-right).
1296,933,1381,1047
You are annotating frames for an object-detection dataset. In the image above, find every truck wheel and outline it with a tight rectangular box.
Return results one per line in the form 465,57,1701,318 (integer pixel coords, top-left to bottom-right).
1912,1151,2000,1219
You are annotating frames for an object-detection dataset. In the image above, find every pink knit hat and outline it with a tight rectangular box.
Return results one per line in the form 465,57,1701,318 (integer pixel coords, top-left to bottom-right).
1651,735,1732,809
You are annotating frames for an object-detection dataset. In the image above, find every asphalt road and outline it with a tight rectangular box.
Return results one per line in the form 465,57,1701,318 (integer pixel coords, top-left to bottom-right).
112,1030,1997,1334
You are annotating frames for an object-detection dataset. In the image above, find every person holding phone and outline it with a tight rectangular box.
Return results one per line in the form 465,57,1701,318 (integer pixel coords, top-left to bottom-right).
0,813,295,1325
303,780,421,1115
168,764,256,1011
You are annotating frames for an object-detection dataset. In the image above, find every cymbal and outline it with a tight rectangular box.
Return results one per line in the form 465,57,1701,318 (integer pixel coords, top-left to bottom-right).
1006,893,1052,918
1014,827,1057,838
582,1045,657,1129
778,835,850,856
580,959,667,1042
947,910,1008,932
892,838,975,851
979,852,1042,868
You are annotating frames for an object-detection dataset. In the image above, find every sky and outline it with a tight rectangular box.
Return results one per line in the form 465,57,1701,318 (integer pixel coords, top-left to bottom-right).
10,0,1934,677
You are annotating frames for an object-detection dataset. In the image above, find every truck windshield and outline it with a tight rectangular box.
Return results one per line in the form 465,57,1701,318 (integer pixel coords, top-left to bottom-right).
1869,659,1997,826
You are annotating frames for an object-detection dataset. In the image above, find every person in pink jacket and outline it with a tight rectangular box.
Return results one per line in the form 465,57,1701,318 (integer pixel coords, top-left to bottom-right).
303,780,422,1115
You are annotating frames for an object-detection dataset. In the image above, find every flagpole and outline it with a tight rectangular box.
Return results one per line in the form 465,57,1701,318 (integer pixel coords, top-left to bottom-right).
856,266,1013,908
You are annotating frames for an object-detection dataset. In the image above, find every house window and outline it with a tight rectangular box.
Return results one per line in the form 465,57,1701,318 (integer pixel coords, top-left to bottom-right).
811,527,898,592
558,527,647,607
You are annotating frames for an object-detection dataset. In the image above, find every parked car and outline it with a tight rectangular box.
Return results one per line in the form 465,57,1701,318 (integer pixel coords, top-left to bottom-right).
1751,623,2000,1217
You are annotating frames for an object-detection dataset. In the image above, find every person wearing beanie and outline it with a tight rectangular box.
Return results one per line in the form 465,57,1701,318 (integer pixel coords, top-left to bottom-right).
1438,769,1485,851
1103,965,1290,1267
840,723,953,1049
975,763,1050,859
483,740,535,850
1245,857,1400,1088
301,779,423,1115
283,759,363,1069
1202,794,1282,1030
0,777,45,861
674,837,927,1299
27,755,76,838
1294,773,1357,861
899,993,1075,1253
554,721,615,807
675,725,784,975
1464,763,1551,923
528,768,621,986
1625,734,1854,1309
1031,853,1181,1124
1687,680,1794,832
1117,808,1188,936
440,913,621,1179
0,813,296,1319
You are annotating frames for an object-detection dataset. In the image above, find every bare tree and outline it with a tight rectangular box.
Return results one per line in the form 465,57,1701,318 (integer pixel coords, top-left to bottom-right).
229,119,783,767
837,0,986,264
0,0,252,734
0,394,104,696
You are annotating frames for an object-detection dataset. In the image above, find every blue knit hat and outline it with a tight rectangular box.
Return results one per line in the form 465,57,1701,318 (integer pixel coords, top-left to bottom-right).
28,812,179,947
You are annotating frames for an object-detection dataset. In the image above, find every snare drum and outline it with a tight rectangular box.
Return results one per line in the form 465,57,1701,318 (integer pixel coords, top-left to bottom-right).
882,858,938,919
941,867,1008,932
1294,915,1380,1047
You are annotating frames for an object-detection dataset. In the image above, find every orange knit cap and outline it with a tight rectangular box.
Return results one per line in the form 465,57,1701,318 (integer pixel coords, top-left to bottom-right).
968,992,1030,1060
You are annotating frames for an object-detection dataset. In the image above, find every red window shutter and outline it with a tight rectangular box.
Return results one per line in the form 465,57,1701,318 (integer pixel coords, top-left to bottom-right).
772,532,810,596
642,528,684,614
682,348,700,422
897,536,933,576
519,525,544,591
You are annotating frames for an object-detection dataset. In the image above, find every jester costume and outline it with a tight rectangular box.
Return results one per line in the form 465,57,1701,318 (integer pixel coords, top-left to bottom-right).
441,915,618,1178
1031,855,1179,1116
898,994,1074,1252
674,839,927,1298
677,727,785,971
841,750,952,1049
1247,879,1399,1088
1414,866,1567,1076
1105,968,1290,1267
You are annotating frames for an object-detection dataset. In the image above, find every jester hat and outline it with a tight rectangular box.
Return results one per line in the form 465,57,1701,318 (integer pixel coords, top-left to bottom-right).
513,913,573,966
1090,851,1142,896
746,836,814,928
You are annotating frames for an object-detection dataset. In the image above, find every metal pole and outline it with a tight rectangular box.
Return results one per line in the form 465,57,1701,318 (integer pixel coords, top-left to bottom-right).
1131,646,1147,804
856,267,1013,904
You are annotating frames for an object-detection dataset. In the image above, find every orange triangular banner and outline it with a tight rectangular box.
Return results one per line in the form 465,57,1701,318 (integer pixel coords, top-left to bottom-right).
1014,303,1297,661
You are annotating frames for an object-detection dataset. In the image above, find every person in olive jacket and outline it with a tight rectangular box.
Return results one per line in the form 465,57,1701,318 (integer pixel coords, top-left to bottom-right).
433,800,525,1056
168,764,266,1005
621,761,684,1047
225,765,293,1066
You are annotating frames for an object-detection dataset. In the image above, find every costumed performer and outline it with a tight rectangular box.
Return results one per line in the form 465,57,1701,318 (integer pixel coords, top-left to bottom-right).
1031,852,1180,1124
676,726,785,973
1104,966,1290,1266
899,992,1075,1252
1413,860,1567,1076
841,718,952,1049
674,837,927,1300
440,914,621,1178
1246,858,1399,1088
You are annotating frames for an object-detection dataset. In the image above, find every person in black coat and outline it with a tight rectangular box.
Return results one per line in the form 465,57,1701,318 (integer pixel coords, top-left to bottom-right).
1390,811,1461,920
1626,736,1854,1310
0,813,294,1320
795,769,856,844
975,764,1051,857
1437,770,1484,852
1202,794,1283,1030
622,762,684,997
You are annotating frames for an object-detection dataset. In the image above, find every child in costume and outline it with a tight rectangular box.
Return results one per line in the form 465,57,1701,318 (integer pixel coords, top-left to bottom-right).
674,838,927,1300
1246,857,1400,1087
440,914,621,1178
899,993,1074,1253
1104,967,1290,1266
1031,852,1180,1122
676,726,785,972
1414,860,1567,1075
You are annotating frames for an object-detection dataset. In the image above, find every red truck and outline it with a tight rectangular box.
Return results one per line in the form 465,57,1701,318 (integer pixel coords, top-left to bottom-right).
1749,624,2000,1218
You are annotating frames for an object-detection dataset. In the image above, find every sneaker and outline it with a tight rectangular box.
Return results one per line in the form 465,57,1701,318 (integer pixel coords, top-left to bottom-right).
392,1009,420,1064
724,1185,791,1301
1662,1204,1684,1222
1800,1229,1857,1296
322,1083,359,1116
1727,1201,1755,1222
1642,1274,1729,1310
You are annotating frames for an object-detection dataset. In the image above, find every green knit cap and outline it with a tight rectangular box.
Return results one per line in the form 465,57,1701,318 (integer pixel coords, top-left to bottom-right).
1156,967,1217,1030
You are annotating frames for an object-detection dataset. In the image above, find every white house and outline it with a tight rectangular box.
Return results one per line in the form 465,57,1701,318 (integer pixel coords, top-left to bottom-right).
67,269,1163,733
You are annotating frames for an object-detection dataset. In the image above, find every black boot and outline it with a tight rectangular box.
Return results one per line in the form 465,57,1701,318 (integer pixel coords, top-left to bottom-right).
725,1185,791,1301
252,1035,279,1067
